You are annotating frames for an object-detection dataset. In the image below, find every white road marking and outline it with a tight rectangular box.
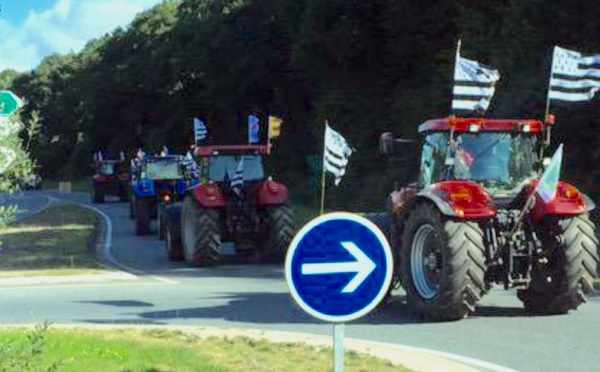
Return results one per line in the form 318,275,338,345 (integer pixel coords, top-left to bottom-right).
75,203,178,285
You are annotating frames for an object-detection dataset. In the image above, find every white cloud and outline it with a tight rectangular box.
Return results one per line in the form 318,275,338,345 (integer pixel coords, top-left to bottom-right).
0,0,165,72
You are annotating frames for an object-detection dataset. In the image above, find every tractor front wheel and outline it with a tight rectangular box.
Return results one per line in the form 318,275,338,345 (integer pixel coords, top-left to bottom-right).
135,199,151,235
91,182,104,204
165,204,184,261
518,214,599,314
401,202,487,321
157,203,166,240
181,196,222,266
260,204,295,263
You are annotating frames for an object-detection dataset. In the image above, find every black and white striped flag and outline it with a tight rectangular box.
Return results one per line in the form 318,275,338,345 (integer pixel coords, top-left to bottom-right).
324,124,353,186
548,46,600,102
230,157,244,194
194,117,208,144
452,54,500,113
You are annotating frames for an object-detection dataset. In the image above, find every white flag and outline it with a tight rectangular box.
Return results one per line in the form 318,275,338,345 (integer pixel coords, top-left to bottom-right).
324,124,353,186
194,118,208,144
452,54,500,112
230,157,244,194
548,46,600,102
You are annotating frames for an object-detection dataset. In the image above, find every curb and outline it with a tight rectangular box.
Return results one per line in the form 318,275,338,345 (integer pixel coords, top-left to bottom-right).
0,271,137,286
0,324,491,372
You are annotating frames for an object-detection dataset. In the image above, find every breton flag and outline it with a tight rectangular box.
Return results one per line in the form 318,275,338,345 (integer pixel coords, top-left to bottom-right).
230,156,244,194
452,53,500,112
268,116,282,139
194,118,208,144
548,46,600,102
323,123,353,186
534,144,563,203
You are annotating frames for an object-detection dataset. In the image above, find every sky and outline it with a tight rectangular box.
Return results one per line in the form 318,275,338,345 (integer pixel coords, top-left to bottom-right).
0,0,165,72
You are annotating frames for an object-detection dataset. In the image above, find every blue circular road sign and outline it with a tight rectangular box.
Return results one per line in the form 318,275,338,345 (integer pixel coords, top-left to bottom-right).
285,212,393,322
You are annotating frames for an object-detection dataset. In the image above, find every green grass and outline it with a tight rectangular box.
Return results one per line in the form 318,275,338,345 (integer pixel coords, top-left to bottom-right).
0,204,103,274
0,328,411,372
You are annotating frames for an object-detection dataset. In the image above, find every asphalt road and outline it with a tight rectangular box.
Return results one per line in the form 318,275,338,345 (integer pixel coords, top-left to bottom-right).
2,191,600,372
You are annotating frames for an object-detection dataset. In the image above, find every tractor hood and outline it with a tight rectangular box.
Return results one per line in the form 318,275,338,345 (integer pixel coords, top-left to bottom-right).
420,181,497,219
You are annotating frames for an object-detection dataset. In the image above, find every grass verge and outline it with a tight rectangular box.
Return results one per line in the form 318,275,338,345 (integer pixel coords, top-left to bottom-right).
0,203,105,276
0,327,411,372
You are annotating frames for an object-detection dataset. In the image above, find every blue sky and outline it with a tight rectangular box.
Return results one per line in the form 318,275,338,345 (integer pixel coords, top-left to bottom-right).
0,0,165,72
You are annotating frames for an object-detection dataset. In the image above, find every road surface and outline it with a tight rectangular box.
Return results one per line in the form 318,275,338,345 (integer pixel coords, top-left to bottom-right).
1,191,599,372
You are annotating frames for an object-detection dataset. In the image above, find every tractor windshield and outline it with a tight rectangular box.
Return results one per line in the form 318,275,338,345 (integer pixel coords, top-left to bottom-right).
421,132,537,192
209,155,265,182
99,163,115,176
145,159,183,180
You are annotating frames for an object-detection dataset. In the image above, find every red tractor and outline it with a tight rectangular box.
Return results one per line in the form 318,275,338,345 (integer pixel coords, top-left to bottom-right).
379,117,599,321
91,153,131,203
163,144,295,265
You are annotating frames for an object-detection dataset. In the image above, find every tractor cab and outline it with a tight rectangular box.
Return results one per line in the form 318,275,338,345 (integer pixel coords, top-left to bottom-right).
417,118,543,198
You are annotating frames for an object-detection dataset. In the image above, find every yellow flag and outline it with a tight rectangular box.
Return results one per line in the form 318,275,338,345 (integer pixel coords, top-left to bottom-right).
268,116,282,139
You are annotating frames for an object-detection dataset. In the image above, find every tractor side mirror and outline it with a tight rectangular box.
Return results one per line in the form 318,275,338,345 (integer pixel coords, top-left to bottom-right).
379,132,396,156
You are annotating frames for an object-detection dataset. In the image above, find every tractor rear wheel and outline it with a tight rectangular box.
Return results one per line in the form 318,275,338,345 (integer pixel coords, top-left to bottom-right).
165,205,184,261
181,196,222,265
91,182,104,204
135,199,151,235
129,196,136,219
157,203,166,240
518,214,599,314
260,204,295,263
401,203,487,321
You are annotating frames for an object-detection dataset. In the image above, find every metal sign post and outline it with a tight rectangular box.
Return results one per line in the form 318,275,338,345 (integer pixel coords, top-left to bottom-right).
333,322,345,372
285,212,393,372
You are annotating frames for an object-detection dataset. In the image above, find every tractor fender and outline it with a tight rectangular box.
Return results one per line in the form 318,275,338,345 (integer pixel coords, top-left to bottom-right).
413,181,496,219
132,180,156,198
529,181,591,220
188,182,227,208
255,180,289,205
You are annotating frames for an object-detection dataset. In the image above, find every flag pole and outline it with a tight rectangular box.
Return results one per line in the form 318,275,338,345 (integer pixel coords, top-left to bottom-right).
450,39,462,116
319,121,328,215
540,46,557,164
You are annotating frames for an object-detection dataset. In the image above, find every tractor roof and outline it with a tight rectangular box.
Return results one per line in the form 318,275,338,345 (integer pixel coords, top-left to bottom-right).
418,117,544,134
194,144,270,157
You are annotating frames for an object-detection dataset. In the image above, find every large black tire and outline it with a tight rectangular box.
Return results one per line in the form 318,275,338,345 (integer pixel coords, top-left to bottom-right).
119,184,130,202
401,202,487,321
363,212,395,306
518,214,599,314
362,213,393,243
91,182,104,204
157,203,166,240
135,198,151,235
260,204,295,263
181,196,222,265
129,196,136,219
165,204,184,261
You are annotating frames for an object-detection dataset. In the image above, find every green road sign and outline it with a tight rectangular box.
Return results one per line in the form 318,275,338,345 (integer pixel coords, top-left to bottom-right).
0,90,23,117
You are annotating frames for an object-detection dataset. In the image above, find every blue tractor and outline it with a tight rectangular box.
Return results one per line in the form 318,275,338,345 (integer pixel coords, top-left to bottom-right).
130,152,199,236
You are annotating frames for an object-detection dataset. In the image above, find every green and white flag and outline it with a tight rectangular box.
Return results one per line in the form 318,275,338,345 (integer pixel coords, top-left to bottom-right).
535,144,563,203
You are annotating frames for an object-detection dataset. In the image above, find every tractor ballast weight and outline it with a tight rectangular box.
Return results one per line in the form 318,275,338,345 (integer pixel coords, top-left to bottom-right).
167,144,295,265
90,155,131,204
381,117,599,321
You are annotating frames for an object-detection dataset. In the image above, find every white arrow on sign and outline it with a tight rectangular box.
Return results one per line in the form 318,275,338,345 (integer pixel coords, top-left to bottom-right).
301,241,376,293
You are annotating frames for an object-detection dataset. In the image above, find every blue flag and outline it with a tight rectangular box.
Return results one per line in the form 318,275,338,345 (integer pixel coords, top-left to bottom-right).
535,144,563,203
248,114,260,144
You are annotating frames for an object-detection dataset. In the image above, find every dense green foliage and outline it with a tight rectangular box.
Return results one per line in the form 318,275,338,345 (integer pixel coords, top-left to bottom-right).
7,0,600,210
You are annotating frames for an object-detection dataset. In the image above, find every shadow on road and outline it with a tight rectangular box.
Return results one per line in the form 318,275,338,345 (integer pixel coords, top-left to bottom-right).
77,300,154,307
